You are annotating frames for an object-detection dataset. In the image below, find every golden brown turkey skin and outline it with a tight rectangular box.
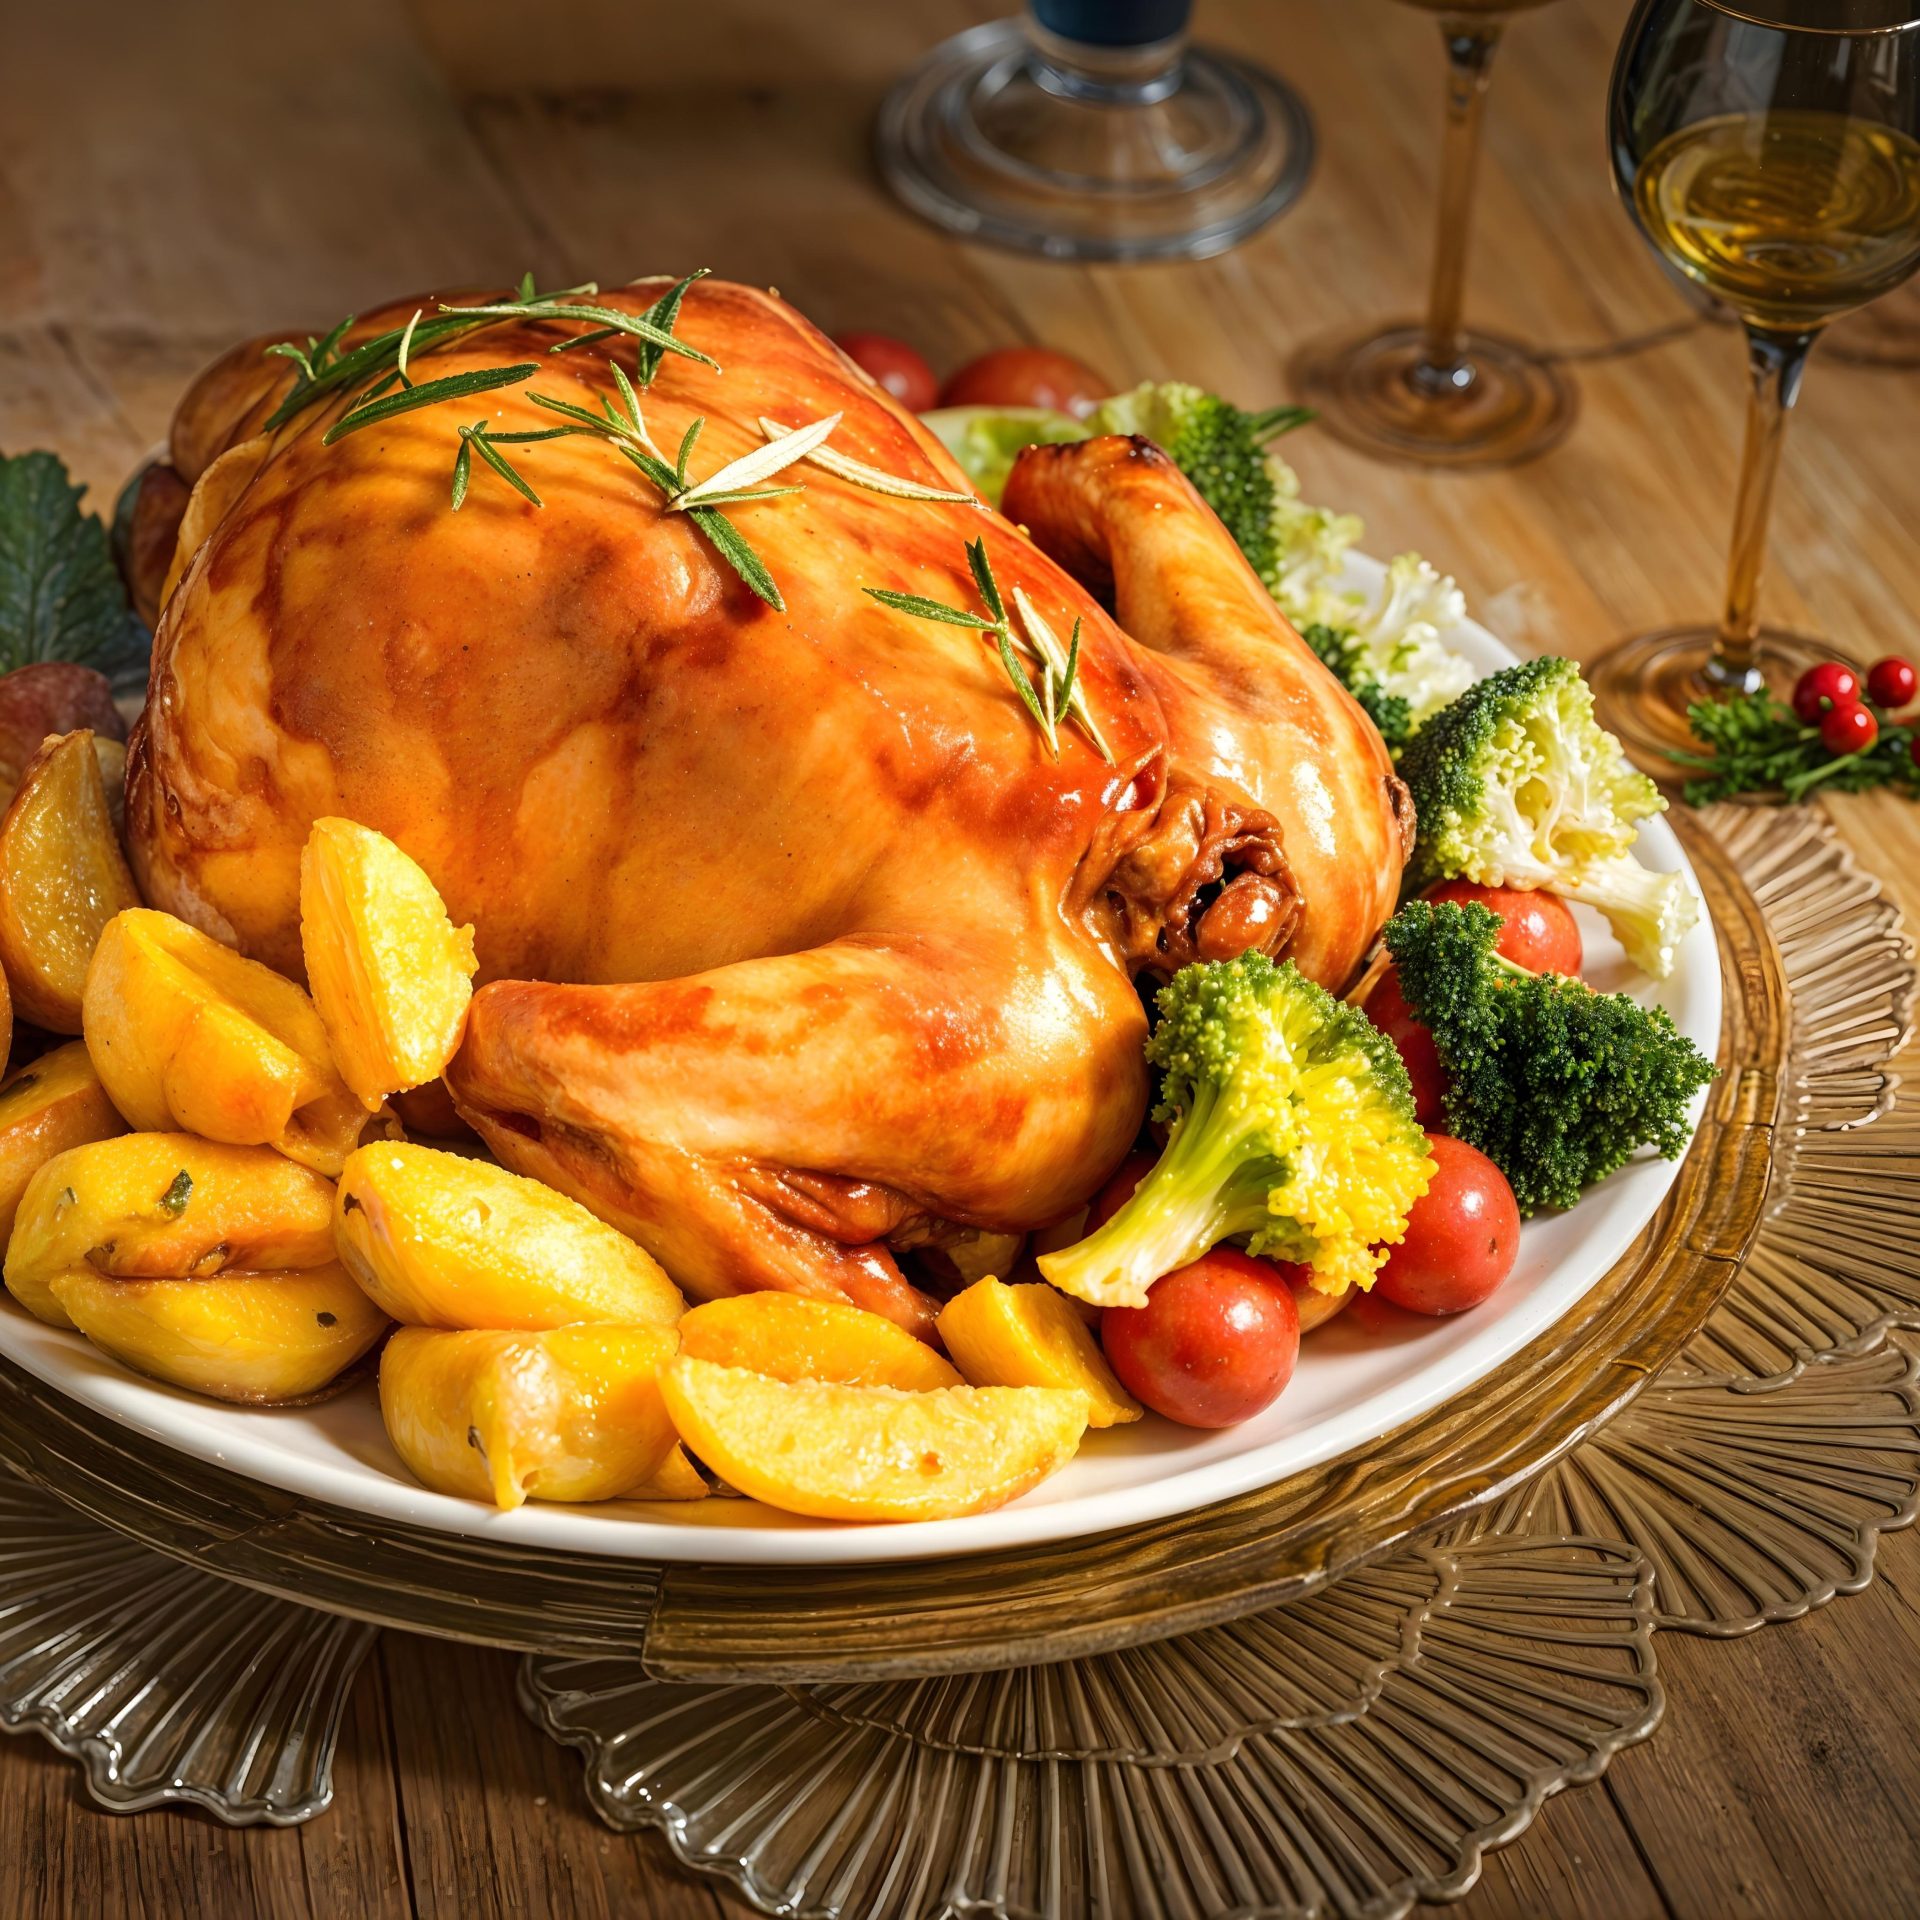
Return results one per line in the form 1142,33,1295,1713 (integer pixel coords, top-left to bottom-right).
131,278,1408,1327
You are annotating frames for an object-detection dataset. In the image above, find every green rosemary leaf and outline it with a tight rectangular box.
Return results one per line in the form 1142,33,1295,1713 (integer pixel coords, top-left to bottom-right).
966,538,1005,625
442,300,717,371
516,269,538,303
481,425,596,445
323,363,538,444
686,506,784,611
671,412,838,510
636,267,711,387
450,436,472,511
549,326,621,357
669,484,802,510
465,428,544,507
396,308,423,386
612,441,685,498
526,391,619,435
609,362,646,433
997,622,1055,752
862,588,997,630
1057,614,1081,725
756,417,974,504
264,340,319,381
159,1169,193,1217
311,315,352,368
675,416,702,486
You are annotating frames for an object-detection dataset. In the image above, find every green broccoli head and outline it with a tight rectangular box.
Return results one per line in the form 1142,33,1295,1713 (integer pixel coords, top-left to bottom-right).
1397,656,1699,977
1037,952,1434,1310
1382,900,1716,1214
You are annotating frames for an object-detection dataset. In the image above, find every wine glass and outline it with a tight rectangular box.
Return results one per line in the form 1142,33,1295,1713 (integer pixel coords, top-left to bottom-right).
1291,2,1579,470
873,1,1315,262
1588,0,1920,773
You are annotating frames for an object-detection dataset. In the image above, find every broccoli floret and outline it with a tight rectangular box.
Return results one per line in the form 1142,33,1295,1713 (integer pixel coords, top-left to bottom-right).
1303,622,1414,752
1397,656,1701,978
1383,901,1716,1214
1037,952,1435,1309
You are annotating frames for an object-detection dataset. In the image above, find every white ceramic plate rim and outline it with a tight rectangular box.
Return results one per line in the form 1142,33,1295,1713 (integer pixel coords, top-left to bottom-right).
0,554,1721,1565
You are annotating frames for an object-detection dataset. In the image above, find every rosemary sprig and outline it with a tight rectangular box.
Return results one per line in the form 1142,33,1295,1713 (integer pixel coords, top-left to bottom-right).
550,268,710,387
865,538,1108,760
442,298,717,373
322,363,540,445
668,412,838,511
756,416,975,505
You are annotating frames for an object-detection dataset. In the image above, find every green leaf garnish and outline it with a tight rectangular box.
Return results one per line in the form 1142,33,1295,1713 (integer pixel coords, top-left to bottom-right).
159,1170,193,1217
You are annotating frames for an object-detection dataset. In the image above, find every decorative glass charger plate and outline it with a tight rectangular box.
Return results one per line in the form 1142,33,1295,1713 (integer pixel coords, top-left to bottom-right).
0,572,1722,1591
0,573,1772,1685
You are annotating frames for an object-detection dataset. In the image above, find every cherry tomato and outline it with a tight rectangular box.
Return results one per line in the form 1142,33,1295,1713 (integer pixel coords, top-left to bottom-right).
1422,880,1583,976
1086,1149,1157,1235
1100,1247,1301,1428
1364,965,1448,1128
834,331,939,412
939,346,1110,419
1867,655,1918,711
1820,699,1879,757
1793,660,1860,723
1374,1134,1520,1316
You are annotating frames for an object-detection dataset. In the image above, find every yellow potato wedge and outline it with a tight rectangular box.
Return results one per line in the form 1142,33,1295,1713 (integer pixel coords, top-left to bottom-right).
6,1133,336,1327
659,1357,1089,1523
48,1261,387,1403
0,1041,127,1245
677,1293,961,1392
92,736,127,838
380,1323,680,1510
0,731,142,1032
82,909,365,1174
335,1142,684,1331
300,818,478,1112
937,1277,1141,1428
630,1443,709,1502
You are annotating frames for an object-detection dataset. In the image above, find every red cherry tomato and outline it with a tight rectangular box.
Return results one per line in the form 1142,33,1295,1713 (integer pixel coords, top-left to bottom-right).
1100,1247,1302,1428
1364,965,1448,1128
1422,880,1583,976
938,346,1110,419
834,331,939,413
1820,699,1879,757
1374,1134,1520,1316
1793,660,1860,722
1867,656,1918,711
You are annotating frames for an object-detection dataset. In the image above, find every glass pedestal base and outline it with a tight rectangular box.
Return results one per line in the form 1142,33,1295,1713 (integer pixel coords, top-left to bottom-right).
1291,322,1576,470
873,18,1314,263
1589,623,1831,779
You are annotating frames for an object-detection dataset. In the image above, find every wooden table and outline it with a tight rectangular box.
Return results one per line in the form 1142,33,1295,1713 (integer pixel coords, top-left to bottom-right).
5,0,1920,1914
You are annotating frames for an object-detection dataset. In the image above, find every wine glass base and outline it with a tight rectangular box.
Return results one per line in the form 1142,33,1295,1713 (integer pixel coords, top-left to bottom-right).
873,19,1315,263
1589,624,1832,780
1290,323,1577,470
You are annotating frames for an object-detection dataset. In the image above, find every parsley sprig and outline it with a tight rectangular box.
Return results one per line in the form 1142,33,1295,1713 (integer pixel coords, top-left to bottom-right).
1673,690,1920,805
866,540,1113,761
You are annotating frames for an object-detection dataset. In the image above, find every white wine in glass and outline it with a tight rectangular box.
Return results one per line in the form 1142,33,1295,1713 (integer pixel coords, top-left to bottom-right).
1590,0,1920,773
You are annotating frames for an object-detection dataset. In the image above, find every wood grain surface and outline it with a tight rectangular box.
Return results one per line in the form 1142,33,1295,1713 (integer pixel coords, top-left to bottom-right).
3,0,1919,1914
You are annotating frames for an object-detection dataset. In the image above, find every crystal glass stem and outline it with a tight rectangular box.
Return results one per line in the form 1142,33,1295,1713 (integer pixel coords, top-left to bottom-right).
1420,20,1506,386
1711,326,1814,692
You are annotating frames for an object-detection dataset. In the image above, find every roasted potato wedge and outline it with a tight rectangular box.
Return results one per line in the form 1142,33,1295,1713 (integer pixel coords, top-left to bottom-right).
335,1142,684,1330
49,1261,386,1403
0,665,125,801
380,1323,680,1510
0,1041,127,1245
92,736,127,837
0,730,142,1032
659,1358,1089,1523
82,908,365,1174
300,818,477,1112
6,1132,336,1327
631,1443,709,1502
937,1277,1141,1428
677,1293,962,1392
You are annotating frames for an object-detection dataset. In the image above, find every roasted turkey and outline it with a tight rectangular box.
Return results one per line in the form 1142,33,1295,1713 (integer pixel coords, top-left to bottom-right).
127,277,1411,1336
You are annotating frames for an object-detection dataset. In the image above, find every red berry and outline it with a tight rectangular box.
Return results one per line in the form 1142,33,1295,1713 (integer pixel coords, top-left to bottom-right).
1867,656,1918,712
1374,1135,1520,1316
1794,661,1860,723
1820,699,1879,757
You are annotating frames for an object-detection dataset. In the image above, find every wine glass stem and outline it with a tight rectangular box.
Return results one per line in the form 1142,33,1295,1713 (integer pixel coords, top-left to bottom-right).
1418,19,1505,386
1711,326,1814,692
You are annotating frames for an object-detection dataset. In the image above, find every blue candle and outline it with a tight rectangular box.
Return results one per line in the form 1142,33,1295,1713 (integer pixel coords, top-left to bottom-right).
1030,0,1193,48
